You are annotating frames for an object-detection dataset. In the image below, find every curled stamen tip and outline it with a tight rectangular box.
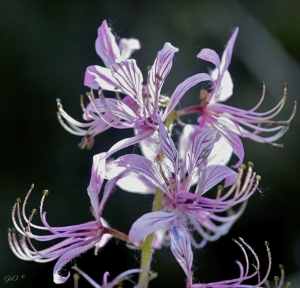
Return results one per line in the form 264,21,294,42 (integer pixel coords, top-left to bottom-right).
283,83,288,89
15,198,21,204
247,162,254,168
256,175,261,181
217,185,223,191
264,241,269,246
31,208,37,215
239,164,246,170
73,273,80,281
274,275,280,282
43,190,49,196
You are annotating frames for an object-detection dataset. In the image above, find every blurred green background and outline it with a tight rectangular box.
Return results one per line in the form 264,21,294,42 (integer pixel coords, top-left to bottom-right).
1,1,300,287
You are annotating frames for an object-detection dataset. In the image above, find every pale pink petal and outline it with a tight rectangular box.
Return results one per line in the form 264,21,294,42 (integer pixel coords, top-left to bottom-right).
84,65,120,91
148,42,179,103
210,70,233,103
170,225,193,280
106,161,156,193
129,211,176,245
220,27,239,74
95,20,121,67
163,73,213,120
119,38,141,60
53,241,96,284
110,60,143,107
87,153,106,221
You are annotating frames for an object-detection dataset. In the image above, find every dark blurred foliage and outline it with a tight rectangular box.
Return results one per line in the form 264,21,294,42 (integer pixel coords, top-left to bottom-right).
1,1,300,287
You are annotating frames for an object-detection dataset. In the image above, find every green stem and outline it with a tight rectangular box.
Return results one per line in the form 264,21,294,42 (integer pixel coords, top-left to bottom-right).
137,188,164,288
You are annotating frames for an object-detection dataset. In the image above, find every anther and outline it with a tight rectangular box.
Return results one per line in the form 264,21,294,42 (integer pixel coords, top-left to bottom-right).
283,83,288,89
240,164,246,170
25,227,29,232
7,228,11,234
15,198,21,204
31,209,37,215
274,275,279,283
247,162,254,168
286,282,291,287
43,190,49,196
279,264,284,270
30,183,34,189
265,241,269,247
217,185,223,192
73,273,80,281
256,175,261,181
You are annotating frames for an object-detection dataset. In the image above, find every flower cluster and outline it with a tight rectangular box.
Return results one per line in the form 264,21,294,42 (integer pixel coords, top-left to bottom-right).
9,20,295,288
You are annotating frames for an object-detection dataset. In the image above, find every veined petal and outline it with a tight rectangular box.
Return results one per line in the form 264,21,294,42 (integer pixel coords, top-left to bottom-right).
200,165,237,194
110,60,143,107
170,226,193,280
53,240,96,284
197,48,221,73
129,211,176,245
87,153,106,221
148,42,179,103
84,65,120,91
220,27,239,74
119,38,141,60
115,154,171,197
157,118,178,170
186,130,217,179
163,73,213,120
95,20,121,67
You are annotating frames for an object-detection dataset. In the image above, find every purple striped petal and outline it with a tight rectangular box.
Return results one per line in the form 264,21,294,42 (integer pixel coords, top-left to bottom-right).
95,20,121,67
157,118,178,170
200,165,237,195
110,60,143,108
129,211,176,245
84,65,120,90
115,154,171,198
53,240,96,284
197,48,221,71
186,130,217,176
170,225,193,280
163,73,213,120
148,42,179,102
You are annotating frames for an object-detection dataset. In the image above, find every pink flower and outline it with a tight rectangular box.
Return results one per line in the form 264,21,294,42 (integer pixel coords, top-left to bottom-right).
176,27,296,168
58,31,211,156
113,119,260,279
8,154,125,284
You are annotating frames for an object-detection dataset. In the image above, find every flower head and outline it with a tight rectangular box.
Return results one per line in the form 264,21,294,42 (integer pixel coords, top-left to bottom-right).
112,119,260,279
8,154,125,284
175,27,296,168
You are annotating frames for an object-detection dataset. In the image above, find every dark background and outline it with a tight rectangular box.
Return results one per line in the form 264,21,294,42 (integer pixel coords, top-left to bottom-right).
1,1,300,287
